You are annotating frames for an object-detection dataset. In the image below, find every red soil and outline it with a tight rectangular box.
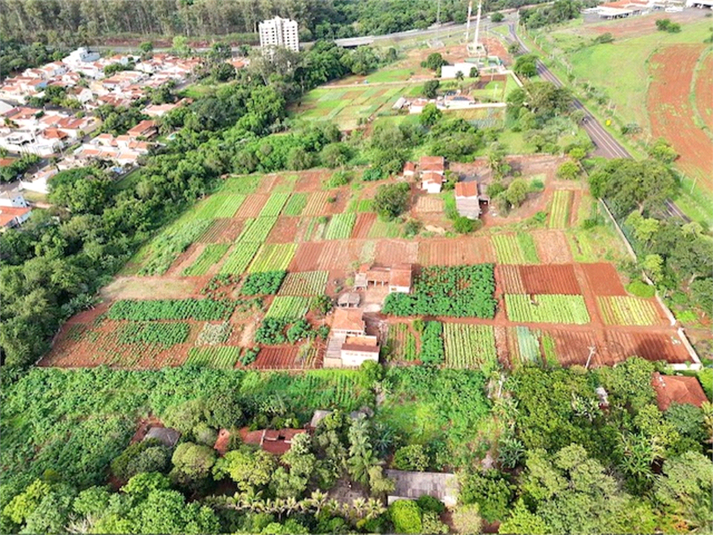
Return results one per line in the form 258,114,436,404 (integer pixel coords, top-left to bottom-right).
267,216,299,243
290,242,324,271
199,218,244,243
235,194,268,218
532,230,573,264
694,52,713,131
520,264,581,295
418,237,496,266
375,239,419,265
352,213,377,239
647,44,713,190
581,262,627,296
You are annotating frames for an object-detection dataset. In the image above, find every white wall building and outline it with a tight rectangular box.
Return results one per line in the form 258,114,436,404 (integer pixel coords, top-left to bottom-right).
259,17,300,52
62,47,101,67
441,62,478,79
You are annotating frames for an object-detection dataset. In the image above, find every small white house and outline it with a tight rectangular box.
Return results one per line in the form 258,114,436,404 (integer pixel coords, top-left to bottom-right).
63,47,101,67
421,171,444,194
441,62,477,79
340,335,380,367
0,189,29,208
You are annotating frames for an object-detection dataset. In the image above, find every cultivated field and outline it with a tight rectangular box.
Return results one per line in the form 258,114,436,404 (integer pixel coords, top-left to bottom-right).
43,166,694,371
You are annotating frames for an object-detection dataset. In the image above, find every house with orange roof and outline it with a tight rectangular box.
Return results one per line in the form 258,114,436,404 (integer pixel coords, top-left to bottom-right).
127,120,158,140
455,180,481,219
651,372,708,411
0,206,32,231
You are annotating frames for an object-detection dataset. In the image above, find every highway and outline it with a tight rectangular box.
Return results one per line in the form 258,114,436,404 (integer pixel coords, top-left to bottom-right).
507,23,688,220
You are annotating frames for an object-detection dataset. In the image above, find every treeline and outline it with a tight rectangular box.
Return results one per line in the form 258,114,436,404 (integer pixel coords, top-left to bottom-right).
0,38,65,78
0,41,377,372
520,0,590,29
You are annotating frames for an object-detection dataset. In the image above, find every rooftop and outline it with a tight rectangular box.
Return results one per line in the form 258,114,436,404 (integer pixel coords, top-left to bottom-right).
332,307,365,333
455,181,478,197
385,469,459,507
651,372,708,411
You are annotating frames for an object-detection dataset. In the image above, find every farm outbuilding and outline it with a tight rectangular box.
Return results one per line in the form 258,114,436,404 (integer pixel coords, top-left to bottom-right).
144,427,180,448
385,469,460,507
651,372,708,411
455,180,481,219
337,292,361,308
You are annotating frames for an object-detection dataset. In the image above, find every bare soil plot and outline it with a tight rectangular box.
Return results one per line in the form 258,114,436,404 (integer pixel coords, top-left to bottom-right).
545,329,602,367
694,51,713,130
290,242,325,271
251,347,301,370
294,170,328,192
605,330,690,364
532,230,573,264
375,239,419,265
267,216,300,243
235,194,268,218
198,219,244,243
102,277,199,300
414,195,444,213
352,212,377,239
418,237,495,266
520,264,581,295
581,262,627,296
318,240,360,270
496,265,526,294
302,191,332,216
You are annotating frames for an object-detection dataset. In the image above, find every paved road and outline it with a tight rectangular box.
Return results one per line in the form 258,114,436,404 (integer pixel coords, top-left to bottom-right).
507,23,688,220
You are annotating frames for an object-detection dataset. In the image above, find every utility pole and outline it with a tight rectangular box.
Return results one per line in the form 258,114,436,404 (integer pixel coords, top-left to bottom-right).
585,346,596,369
436,0,442,25
465,0,473,43
474,0,482,51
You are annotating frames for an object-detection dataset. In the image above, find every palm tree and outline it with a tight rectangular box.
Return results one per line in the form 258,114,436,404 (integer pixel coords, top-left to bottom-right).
308,490,329,515
365,498,386,520
284,497,300,517
326,498,341,515
351,497,368,520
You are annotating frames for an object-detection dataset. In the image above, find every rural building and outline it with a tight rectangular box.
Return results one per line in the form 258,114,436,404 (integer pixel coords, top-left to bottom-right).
62,47,101,67
354,264,412,293
420,155,445,175
441,62,477,79
340,335,380,366
259,17,300,52
590,0,653,18
337,292,361,308
651,372,708,411
331,308,366,337
239,427,307,455
455,180,481,219
143,426,181,448
402,161,416,178
0,189,29,208
0,206,32,231
421,171,444,194
385,469,459,507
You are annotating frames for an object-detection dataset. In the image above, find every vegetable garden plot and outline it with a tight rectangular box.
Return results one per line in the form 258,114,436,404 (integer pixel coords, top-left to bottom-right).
278,271,329,296
265,296,312,320
504,294,590,324
443,323,498,369
237,217,278,243
198,219,244,243
385,323,418,362
367,217,401,239
581,263,627,296
497,265,526,293
248,243,297,273
108,298,236,321
195,321,232,345
224,175,261,194
492,233,540,264
520,265,581,295
351,213,377,239
117,322,191,347
220,242,261,275
548,190,573,229
138,219,212,276
515,326,541,366
605,331,690,365
375,240,419,265
299,217,328,241
259,193,291,217
324,213,357,240
185,346,241,368
235,194,268,218
597,296,661,326
532,230,573,264
383,264,497,318
415,196,444,213
302,191,332,216
318,241,355,270
193,193,245,219
283,193,308,216
290,242,324,271
182,244,230,276
252,346,307,370
266,216,299,244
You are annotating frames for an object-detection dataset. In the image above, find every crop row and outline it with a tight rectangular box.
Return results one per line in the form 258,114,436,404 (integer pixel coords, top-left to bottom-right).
139,219,212,276
194,193,246,219
185,346,241,368
302,191,331,216
248,243,297,273
549,190,572,229
283,193,308,216
278,271,329,296
492,233,539,265
385,323,418,362
324,213,357,240
443,323,498,369
117,322,190,347
108,298,236,321
238,217,278,243
220,242,262,274
598,296,659,326
259,193,291,217
505,294,590,324
265,296,312,320
182,244,230,276
515,326,540,365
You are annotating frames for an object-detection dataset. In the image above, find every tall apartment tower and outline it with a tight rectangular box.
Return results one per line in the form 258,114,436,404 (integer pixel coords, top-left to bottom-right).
259,17,300,52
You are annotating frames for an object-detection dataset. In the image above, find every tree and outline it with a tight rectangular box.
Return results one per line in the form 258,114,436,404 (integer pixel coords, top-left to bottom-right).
213,448,276,492
455,70,464,81
691,278,713,315
452,503,482,534
423,53,446,71
469,66,479,78
170,442,216,489
460,470,513,523
505,178,529,207
556,161,580,180
393,444,429,471
499,500,549,534
320,142,351,168
642,254,663,282
373,183,410,221
453,216,477,234
423,80,440,99
347,416,377,485
491,12,505,22
514,55,538,78
388,500,422,534
655,452,713,530
420,103,442,127
648,138,678,163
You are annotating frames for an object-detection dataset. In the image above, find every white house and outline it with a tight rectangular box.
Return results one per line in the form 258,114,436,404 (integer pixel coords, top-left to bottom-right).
20,166,58,194
441,62,477,79
63,47,101,67
0,189,29,208
340,335,380,367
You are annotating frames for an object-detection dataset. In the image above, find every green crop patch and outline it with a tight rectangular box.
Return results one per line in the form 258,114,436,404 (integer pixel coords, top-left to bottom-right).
182,244,230,276
138,219,212,276
443,323,498,370
324,213,356,240
383,264,497,318
492,233,540,264
220,242,261,274
597,296,660,326
549,190,573,229
224,175,261,194
283,193,308,216
248,243,297,273
238,217,278,243
278,271,329,296
241,271,287,295
264,296,312,320
185,346,241,368
384,323,418,362
118,322,190,347
505,294,590,324
109,299,236,321
259,193,291,217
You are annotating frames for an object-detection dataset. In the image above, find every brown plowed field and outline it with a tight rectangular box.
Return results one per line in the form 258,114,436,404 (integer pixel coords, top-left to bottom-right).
520,265,581,295
375,240,419,265
546,329,601,367
252,347,303,369
581,262,627,296
290,242,324,271
605,330,690,364
694,51,713,130
198,218,244,243
352,212,377,239
648,44,713,190
414,195,444,213
318,240,358,270
267,216,299,243
418,237,495,266
235,194,268,218
497,265,526,294
532,230,573,264
294,170,329,192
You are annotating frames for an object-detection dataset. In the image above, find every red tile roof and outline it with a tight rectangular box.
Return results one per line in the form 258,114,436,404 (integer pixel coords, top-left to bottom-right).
455,181,478,197
421,171,444,185
420,156,445,172
332,308,365,333
651,372,708,411
389,264,412,288
0,206,31,228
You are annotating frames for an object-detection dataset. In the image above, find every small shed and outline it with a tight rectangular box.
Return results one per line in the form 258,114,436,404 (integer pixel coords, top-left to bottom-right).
455,181,481,219
385,469,459,507
338,292,361,308
144,427,180,448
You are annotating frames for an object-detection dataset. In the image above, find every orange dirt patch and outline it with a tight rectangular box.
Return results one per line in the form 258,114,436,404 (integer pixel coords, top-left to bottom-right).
581,262,627,296
648,44,713,190
352,212,377,239
290,242,324,271
694,51,713,131
418,237,495,266
532,230,573,264
198,219,244,243
267,216,299,243
520,264,581,295
318,240,360,270
374,239,419,265
235,194,268,218
496,265,526,294
605,330,690,364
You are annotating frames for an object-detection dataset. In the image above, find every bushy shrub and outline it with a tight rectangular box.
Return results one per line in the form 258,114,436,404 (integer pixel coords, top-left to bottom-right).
389,500,422,534
394,444,430,471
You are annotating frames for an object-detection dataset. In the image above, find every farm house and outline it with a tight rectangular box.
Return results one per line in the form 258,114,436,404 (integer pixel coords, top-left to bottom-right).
455,180,481,219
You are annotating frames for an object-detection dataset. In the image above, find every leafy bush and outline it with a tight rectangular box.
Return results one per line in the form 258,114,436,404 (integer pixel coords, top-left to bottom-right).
241,271,286,296
453,216,479,234
626,280,655,298
362,167,386,181
287,319,312,343
416,495,445,514
255,318,288,344
394,444,430,471
420,321,444,365
389,500,422,534
239,348,259,366
460,470,513,523
324,170,352,188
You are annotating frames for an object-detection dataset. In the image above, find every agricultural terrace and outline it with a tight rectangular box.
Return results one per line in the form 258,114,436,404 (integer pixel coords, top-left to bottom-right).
43,167,695,371
524,13,713,218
